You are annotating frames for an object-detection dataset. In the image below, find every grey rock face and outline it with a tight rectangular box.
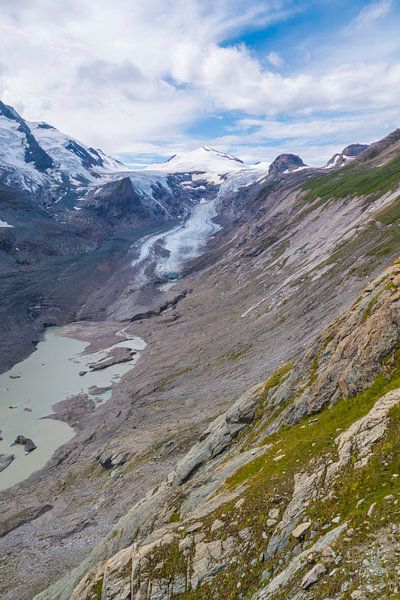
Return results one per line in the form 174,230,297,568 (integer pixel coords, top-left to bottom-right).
342,143,369,157
171,384,263,485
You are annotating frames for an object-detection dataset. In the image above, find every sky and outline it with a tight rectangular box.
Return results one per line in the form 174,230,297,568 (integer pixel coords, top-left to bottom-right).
0,0,399,166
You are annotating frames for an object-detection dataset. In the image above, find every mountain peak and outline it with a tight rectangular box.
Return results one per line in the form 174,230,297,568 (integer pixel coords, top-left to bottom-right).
0,99,123,192
145,146,245,174
268,153,306,176
326,143,368,169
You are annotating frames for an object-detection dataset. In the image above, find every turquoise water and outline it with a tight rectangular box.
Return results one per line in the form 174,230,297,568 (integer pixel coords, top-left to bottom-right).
0,327,145,491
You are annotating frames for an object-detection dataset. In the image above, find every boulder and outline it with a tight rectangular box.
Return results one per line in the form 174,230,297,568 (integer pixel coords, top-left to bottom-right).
0,454,15,472
13,435,37,453
268,508,280,520
97,449,129,470
301,563,326,589
292,521,311,539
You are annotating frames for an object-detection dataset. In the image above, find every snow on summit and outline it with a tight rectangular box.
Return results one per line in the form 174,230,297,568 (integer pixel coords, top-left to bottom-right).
145,146,245,174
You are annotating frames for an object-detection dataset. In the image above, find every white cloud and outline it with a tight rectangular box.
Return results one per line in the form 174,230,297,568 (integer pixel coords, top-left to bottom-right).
267,52,284,68
351,0,393,30
0,0,296,151
0,0,399,163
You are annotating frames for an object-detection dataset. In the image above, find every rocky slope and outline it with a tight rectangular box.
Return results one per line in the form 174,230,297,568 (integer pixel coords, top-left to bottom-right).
2,127,400,599
36,258,400,600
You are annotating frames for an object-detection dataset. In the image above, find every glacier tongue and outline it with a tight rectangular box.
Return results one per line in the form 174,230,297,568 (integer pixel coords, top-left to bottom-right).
158,198,221,274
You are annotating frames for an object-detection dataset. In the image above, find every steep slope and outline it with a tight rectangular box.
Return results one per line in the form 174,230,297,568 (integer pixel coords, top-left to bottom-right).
35,261,400,600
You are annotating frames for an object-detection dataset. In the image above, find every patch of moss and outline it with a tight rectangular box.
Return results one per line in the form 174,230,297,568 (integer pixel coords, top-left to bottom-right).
147,540,187,580
95,578,103,600
169,512,181,523
215,344,253,366
308,354,319,386
252,361,291,413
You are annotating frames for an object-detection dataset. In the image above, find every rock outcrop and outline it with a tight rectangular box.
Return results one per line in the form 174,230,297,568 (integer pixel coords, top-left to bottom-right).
13,435,36,453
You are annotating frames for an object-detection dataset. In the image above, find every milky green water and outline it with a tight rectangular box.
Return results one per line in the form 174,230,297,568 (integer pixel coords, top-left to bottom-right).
0,327,145,491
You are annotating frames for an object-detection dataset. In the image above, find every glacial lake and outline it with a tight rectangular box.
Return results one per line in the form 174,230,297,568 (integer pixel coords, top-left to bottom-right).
0,326,145,491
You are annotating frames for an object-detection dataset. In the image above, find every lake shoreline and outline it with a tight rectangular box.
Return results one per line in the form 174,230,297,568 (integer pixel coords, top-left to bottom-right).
0,320,146,492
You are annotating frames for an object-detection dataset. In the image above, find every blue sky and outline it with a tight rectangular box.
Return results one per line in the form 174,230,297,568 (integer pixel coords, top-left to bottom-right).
1,0,400,166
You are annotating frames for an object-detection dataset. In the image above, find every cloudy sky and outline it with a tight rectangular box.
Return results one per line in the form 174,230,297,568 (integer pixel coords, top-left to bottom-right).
0,0,399,166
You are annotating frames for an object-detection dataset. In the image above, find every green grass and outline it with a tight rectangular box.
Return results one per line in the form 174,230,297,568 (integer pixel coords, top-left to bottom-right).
306,404,400,598
375,196,400,225
95,578,103,600
169,511,181,523
302,156,400,203
226,368,400,491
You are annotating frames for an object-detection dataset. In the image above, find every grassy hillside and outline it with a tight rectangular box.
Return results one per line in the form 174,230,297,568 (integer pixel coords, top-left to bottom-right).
302,156,400,202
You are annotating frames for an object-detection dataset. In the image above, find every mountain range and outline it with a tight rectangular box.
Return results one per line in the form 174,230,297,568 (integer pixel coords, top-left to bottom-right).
1,100,400,600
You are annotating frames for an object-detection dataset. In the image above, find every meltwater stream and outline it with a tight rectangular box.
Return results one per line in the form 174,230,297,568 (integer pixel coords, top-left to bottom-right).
0,326,145,491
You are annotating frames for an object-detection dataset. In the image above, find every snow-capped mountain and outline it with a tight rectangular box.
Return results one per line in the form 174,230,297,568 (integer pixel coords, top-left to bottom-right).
143,145,267,196
146,146,245,175
0,100,123,194
0,100,271,240
29,121,123,183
